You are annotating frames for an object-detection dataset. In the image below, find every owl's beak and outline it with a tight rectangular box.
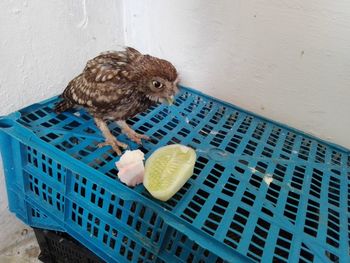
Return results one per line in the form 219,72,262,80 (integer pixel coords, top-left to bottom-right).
165,96,174,105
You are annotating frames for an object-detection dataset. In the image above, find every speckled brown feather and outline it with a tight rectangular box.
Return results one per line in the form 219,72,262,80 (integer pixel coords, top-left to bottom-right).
55,47,178,121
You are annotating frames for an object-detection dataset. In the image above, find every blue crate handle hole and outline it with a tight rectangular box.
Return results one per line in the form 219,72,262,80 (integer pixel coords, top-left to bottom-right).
0,118,14,129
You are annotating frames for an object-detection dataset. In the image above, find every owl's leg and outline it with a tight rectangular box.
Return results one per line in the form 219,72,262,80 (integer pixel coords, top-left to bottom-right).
94,117,128,155
117,120,150,144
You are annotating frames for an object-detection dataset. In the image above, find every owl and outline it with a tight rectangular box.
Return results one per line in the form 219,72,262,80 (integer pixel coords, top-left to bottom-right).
55,47,179,155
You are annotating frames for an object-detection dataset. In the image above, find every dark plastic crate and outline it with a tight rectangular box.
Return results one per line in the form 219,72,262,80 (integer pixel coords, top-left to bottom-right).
34,228,103,263
0,86,349,262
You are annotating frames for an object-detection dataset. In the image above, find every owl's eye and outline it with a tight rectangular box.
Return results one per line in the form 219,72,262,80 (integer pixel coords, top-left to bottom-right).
152,80,163,89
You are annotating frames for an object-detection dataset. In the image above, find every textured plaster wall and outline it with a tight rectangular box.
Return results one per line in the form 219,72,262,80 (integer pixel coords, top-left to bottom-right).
0,0,124,258
123,0,350,149
0,0,124,116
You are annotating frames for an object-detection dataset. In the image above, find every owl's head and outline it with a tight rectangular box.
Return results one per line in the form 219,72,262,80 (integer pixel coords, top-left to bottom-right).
130,49,179,104
145,71,180,105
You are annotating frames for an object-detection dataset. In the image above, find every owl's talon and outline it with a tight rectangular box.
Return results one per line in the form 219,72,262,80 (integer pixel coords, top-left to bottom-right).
117,120,151,145
139,134,151,141
97,139,128,155
127,132,150,145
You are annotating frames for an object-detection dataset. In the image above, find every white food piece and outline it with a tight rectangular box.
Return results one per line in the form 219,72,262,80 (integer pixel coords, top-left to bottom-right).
115,150,145,187
263,174,274,186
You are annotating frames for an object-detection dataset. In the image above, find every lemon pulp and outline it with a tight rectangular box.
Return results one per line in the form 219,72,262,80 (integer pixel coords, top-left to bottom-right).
144,144,196,201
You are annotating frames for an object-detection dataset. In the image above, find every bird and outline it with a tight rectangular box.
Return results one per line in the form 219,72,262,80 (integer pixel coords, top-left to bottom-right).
54,47,179,155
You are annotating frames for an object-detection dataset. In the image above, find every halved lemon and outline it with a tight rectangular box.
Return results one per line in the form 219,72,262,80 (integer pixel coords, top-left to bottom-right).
144,144,196,201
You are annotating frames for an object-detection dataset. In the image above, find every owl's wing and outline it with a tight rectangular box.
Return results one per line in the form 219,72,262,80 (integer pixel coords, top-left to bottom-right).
84,48,141,83
62,49,141,109
84,53,127,83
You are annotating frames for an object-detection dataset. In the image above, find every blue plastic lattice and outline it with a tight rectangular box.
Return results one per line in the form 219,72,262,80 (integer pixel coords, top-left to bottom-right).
0,86,349,263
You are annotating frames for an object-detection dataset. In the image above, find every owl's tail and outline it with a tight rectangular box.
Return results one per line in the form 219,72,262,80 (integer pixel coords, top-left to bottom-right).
54,97,74,113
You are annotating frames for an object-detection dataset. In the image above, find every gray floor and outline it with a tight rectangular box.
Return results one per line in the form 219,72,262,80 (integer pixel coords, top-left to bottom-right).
0,169,40,263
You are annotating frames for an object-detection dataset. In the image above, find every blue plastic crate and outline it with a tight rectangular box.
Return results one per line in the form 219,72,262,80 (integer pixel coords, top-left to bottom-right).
0,86,349,262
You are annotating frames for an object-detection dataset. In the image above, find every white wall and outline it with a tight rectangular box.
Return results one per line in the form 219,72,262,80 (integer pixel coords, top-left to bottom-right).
123,0,350,149
0,0,124,255
0,0,124,116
